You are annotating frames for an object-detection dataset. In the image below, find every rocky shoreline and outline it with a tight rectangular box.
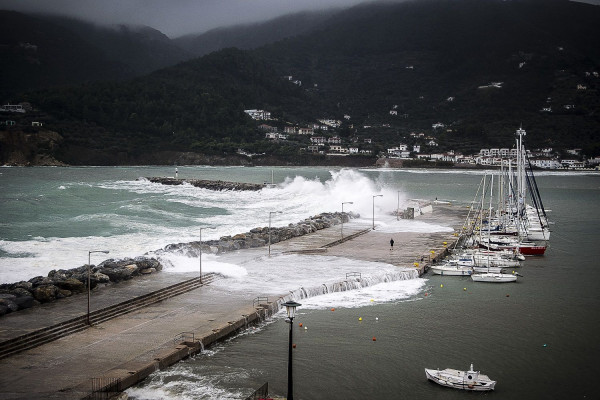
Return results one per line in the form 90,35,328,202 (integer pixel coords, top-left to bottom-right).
0,211,358,318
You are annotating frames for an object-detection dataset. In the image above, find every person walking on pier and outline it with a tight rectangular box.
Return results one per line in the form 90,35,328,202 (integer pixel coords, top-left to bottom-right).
390,238,395,251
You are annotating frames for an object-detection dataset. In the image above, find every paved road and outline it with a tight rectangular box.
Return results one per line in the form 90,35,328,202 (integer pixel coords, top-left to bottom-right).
0,204,466,399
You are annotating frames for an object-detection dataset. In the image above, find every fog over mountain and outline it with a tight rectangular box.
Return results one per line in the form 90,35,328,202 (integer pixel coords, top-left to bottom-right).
0,0,380,37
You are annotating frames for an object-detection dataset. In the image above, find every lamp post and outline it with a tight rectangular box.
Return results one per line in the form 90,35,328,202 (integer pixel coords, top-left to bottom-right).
268,211,282,256
283,300,301,400
87,250,109,325
372,194,383,230
397,191,401,221
199,227,213,283
341,201,353,239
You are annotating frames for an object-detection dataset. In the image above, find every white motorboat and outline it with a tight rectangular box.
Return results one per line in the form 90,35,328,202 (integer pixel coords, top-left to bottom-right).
471,272,517,283
425,363,496,391
430,260,473,276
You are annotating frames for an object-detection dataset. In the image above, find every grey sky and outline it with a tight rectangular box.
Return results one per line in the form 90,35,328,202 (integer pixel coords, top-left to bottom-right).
0,0,377,38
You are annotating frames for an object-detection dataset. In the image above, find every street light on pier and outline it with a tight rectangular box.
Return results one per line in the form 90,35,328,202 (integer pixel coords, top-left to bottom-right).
199,227,214,283
268,211,282,256
341,201,353,239
282,300,301,400
87,250,109,325
397,191,401,221
372,194,383,230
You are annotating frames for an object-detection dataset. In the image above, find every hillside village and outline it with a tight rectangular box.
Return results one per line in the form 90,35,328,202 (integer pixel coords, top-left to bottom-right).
244,107,600,170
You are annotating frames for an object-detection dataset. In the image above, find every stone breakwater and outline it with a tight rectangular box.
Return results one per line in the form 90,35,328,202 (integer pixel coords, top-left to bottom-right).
0,257,161,317
160,211,359,256
0,211,358,318
145,177,266,191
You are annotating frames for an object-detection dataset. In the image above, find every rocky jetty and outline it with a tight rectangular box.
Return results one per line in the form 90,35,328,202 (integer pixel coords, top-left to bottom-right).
160,211,360,256
0,257,162,317
146,177,265,191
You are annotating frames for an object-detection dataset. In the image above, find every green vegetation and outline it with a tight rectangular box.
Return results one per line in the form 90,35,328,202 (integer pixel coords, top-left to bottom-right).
2,0,599,165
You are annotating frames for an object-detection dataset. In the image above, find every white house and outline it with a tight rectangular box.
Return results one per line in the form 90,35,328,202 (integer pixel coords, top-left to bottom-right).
310,136,326,144
530,158,562,169
328,136,342,144
244,109,271,120
298,127,314,135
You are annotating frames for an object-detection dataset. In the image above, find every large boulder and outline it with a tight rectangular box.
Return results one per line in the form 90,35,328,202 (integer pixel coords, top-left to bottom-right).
32,285,58,303
55,278,85,293
13,295,36,310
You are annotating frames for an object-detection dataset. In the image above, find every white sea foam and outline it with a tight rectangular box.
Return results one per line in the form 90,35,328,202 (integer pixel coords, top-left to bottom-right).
0,168,449,283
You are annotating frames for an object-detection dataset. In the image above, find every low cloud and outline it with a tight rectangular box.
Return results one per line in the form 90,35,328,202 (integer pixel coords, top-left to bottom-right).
0,0,382,37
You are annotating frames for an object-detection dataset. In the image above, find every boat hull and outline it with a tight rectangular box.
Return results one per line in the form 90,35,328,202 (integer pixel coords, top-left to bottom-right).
471,273,517,283
425,368,496,391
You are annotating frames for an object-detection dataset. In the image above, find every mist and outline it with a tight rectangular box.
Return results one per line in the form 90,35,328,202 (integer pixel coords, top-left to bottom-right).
0,0,383,38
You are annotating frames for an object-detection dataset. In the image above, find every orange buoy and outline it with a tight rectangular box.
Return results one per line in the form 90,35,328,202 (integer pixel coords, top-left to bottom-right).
299,322,303,327
331,308,335,312
506,294,510,297
372,337,377,341
424,293,428,296
292,344,297,348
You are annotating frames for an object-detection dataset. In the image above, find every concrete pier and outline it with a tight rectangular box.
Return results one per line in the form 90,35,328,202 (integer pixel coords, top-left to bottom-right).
0,204,466,399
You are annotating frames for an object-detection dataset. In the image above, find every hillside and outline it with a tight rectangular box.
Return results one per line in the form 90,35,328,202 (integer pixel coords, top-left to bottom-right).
174,9,339,57
1,0,599,165
0,11,192,98
255,0,600,150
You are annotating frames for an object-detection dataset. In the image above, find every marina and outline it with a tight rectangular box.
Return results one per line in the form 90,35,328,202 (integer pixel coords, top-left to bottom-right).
0,166,598,399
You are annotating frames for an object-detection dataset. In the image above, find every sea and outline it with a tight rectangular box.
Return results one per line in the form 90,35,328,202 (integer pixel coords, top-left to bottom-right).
0,166,599,399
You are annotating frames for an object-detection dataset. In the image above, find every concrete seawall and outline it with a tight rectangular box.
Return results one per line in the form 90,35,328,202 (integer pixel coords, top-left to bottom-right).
0,204,467,399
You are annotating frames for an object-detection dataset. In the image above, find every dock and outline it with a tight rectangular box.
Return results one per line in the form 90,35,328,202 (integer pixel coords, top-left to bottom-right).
0,204,466,399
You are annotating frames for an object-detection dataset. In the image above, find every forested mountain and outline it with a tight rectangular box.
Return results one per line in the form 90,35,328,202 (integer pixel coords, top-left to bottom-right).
174,10,339,57
2,0,599,165
255,0,600,151
0,11,191,97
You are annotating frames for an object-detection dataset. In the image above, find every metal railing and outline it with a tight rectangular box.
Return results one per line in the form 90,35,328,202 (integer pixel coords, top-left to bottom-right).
253,296,269,307
173,331,194,345
82,377,122,400
244,382,269,400
346,272,362,280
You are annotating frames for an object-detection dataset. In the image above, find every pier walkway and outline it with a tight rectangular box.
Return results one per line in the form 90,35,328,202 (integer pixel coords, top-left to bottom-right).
0,204,466,399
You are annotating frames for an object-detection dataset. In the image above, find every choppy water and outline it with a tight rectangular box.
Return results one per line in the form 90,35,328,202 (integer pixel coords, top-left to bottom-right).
1,166,599,399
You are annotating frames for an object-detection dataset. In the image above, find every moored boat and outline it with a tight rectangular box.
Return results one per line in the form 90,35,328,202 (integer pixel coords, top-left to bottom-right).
425,363,496,391
471,272,517,283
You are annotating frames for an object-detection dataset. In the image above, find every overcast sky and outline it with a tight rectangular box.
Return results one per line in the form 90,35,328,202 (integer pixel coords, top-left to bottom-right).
0,0,380,38
1,0,598,38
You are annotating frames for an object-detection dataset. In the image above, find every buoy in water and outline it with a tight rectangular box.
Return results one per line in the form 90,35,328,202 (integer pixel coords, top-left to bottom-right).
293,344,297,348
304,326,308,330
506,294,510,297
358,317,362,321
375,317,379,321
424,293,428,296
440,284,443,288
463,287,467,291
372,337,377,341
299,322,303,327
331,308,335,312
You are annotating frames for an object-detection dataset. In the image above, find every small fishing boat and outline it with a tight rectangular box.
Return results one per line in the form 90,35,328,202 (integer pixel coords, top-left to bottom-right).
425,363,496,391
471,272,517,283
